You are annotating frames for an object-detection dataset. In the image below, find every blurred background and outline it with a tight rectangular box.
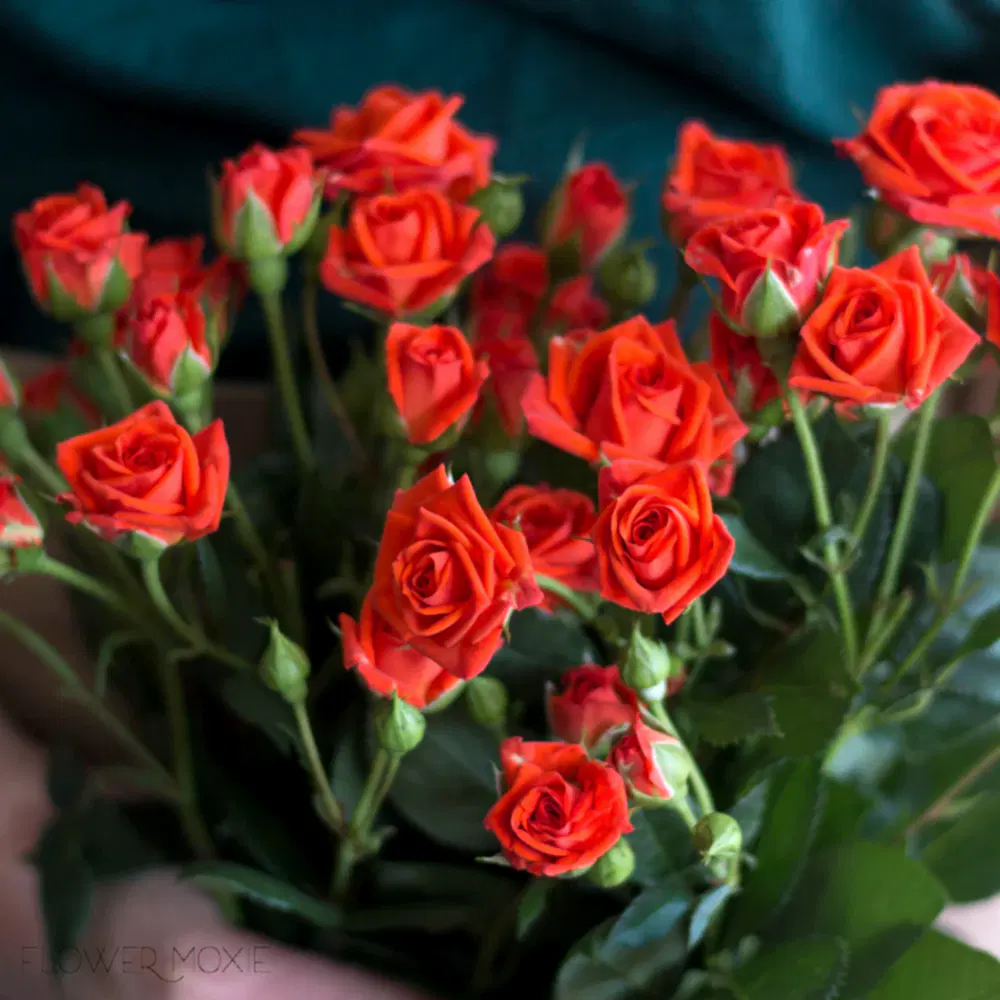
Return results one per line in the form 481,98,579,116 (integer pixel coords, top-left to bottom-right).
5,0,1000,373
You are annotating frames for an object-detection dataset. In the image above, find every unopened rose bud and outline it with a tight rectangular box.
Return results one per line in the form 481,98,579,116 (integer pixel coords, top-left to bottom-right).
599,245,657,309
374,692,426,754
0,477,45,576
259,619,311,704
622,625,671,701
468,177,525,239
587,836,635,888
466,676,509,732
693,811,742,878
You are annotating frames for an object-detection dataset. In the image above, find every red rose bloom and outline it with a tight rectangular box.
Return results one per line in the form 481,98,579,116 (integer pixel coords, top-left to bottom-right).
385,323,489,444
124,292,212,396
469,244,550,340
593,459,735,622
836,81,1000,239
685,198,849,333
790,246,980,408
663,122,797,243
320,189,495,318
546,664,638,748
545,163,629,268
13,183,146,317
484,737,633,876
544,276,610,334
216,144,320,258
521,316,747,493
340,595,462,710
608,721,682,800
371,466,542,679
0,477,43,549
930,253,996,334
56,401,230,548
294,85,495,200
709,315,782,415
492,485,598,610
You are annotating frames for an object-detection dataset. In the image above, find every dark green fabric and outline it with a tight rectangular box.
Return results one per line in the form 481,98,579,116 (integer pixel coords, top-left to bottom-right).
5,0,1000,373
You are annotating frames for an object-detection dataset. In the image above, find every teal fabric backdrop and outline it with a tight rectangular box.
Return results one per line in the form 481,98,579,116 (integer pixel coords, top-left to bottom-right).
4,0,1000,372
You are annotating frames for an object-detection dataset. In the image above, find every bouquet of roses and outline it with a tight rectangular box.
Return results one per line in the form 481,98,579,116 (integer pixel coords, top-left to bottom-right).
2,77,1000,1000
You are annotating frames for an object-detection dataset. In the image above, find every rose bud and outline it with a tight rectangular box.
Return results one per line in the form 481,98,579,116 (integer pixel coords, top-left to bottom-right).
930,253,995,333
546,664,638,751
491,485,599,612
836,81,1000,240
374,692,427,754
621,625,672,701
55,400,230,553
587,836,636,889
466,676,509,734
663,122,797,244
608,721,690,802
468,176,526,238
709,315,782,418
685,199,849,339
473,331,539,436
470,244,550,341
123,292,213,400
14,183,147,322
543,275,610,335
593,459,735,623
294,85,494,200
521,316,747,495
214,144,321,263
543,163,629,271
259,619,311,704
340,595,463,711
693,811,743,880
790,246,980,409
484,738,632,877
0,477,44,551
385,323,489,446
599,244,658,311
370,466,542,680
320,189,495,320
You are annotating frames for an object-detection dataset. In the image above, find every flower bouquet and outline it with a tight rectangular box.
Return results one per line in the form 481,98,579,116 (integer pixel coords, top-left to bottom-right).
3,79,1000,1000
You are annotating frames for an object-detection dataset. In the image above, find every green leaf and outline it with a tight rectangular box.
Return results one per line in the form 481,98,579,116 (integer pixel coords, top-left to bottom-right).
516,879,551,941
684,693,781,747
776,842,947,998
728,760,825,940
727,775,772,849
33,817,95,971
896,414,996,562
867,930,1000,1000
688,883,735,950
181,862,341,927
78,799,162,879
720,513,792,581
958,606,1000,660
554,879,691,1000
329,705,369,820
733,936,849,1000
220,672,301,757
629,807,696,886
921,793,1000,903
812,780,871,854
389,704,499,852
46,744,86,811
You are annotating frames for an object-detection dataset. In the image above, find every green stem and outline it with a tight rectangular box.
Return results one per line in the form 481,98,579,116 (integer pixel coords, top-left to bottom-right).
786,391,858,673
858,590,913,676
691,598,710,649
301,271,367,473
16,439,66,497
96,348,134,419
258,289,313,472
666,254,697,329
887,461,1000,688
332,749,402,900
0,609,176,794
672,796,699,830
291,700,345,834
225,482,279,591
36,555,140,622
155,655,214,860
650,701,714,817
852,410,892,549
864,392,939,660
140,557,249,671
535,573,600,622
